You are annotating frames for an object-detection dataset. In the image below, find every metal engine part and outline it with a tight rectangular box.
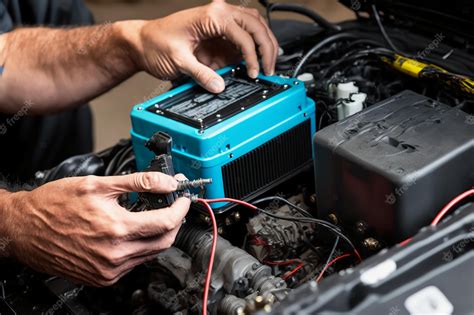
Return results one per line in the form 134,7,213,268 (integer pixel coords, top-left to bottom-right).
246,194,316,261
146,224,289,314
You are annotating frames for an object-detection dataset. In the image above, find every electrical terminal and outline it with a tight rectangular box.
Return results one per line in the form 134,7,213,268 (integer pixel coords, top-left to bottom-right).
177,178,213,191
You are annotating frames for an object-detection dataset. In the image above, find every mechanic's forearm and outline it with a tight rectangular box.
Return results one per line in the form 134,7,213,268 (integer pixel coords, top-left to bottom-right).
0,189,15,258
0,21,144,114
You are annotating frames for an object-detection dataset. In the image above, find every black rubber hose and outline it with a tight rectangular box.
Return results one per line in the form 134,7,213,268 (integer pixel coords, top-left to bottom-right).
267,3,341,33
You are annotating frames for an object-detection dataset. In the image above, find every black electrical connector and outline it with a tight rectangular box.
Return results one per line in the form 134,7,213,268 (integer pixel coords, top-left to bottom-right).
138,132,213,210
139,132,179,210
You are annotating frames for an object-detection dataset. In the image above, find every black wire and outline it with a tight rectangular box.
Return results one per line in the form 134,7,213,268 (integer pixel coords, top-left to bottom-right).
293,32,359,77
319,47,393,79
114,156,136,175
254,207,359,256
106,144,134,176
371,4,400,54
267,3,340,33
115,146,134,169
343,39,386,52
252,196,313,217
318,110,329,130
105,152,121,176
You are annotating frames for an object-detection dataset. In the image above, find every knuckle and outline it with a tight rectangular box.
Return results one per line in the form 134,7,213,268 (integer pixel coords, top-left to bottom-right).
104,249,125,267
209,2,226,13
109,221,128,239
136,172,156,192
78,176,100,194
248,8,260,17
161,218,176,232
204,4,220,21
260,42,272,54
173,54,186,70
165,234,177,248
99,275,119,287
159,235,174,250
192,66,204,80
197,70,211,85
102,269,117,282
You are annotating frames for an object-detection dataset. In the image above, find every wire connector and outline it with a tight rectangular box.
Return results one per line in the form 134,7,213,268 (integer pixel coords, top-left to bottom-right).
177,178,213,191
180,192,200,203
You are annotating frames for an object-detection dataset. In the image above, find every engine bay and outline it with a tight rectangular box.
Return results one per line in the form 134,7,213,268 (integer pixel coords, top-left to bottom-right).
1,1,473,314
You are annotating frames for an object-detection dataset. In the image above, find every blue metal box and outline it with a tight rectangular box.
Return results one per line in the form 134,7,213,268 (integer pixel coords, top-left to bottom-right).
131,66,315,210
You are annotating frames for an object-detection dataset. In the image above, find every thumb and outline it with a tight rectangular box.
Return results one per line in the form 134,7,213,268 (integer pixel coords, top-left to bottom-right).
180,53,225,93
101,172,178,194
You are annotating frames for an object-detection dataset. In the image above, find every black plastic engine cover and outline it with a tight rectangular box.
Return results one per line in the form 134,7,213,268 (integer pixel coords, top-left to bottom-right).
314,90,474,243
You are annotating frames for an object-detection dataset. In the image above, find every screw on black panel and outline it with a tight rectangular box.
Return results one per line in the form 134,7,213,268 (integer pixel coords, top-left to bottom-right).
363,237,381,251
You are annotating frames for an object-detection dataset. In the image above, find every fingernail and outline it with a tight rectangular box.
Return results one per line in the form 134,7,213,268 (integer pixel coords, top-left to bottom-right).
249,69,259,79
209,79,224,93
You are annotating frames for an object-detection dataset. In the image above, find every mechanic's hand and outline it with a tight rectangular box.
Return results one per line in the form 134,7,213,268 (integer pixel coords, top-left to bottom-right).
3,172,190,287
128,1,278,93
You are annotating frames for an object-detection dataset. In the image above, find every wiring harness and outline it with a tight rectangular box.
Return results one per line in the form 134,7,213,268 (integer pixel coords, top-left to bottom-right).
194,188,474,313
195,196,362,314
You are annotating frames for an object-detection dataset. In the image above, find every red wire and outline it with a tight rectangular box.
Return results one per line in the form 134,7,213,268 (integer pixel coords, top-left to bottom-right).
430,189,474,226
282,261,305,280
264,259,304,280
315,253,352,283
398,237,412,246
199,189,474,297
196,198,218,315
353,249,363,262
249,235,269,246
264,259,301,266
204,197,363,260
200,198,258,210
399,188,474,246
